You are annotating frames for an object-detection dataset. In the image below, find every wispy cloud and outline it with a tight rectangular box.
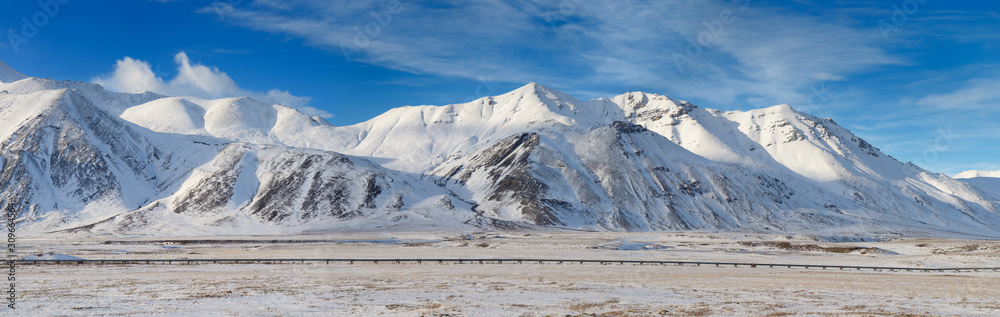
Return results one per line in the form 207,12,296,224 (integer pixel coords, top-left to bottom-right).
169,0,997,174
91,52,331,118
213,48,250,55
891,11,1000,43
916,77,1000,112
201,0,902,109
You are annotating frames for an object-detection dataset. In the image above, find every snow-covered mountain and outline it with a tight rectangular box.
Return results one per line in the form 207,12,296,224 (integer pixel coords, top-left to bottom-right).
0,66,479,235
0,60,27,83
954,170,1000,179
953,170,1000,204
2,61,999,237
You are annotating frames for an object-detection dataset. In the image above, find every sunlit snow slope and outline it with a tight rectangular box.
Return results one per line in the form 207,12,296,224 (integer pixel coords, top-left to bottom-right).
955,170,1000,179
0,60,27,83
954,170,1000,204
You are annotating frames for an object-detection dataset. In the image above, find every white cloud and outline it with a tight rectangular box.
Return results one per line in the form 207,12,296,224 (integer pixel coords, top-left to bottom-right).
170,52,245,98
916,78,1000,111
92,52,332,118
263,89,315,113
203,0,901,109
92,56,165,94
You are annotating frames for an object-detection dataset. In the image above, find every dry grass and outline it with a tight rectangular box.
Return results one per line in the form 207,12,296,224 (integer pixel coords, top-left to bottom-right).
568,298,620,311
71,306,110,310
555,308,653,317
420,301,444,310
740,241,882,254
675,306,712,316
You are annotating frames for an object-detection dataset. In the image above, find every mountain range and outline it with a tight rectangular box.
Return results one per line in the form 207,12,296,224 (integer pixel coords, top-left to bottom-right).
2,60,999,237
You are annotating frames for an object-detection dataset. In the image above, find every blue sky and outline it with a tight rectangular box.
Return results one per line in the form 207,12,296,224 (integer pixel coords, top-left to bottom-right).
1,0,998,175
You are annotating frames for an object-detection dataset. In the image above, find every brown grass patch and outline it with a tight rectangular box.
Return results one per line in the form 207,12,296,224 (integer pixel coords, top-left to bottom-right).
740,241,882,254
569,298,620,311
675,306,712,316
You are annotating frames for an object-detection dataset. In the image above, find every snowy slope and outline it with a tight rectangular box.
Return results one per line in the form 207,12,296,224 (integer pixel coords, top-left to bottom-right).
955,170,1000,179
429,118,1000,235
0,62,481,235
1,76,163,116
2,58,999,237
0,60,27,83
0,89,161,229
954,171,1000,201
79,144,478,235
120,96,330,141
959,178,1000,201
330,84,1000,236
288,83,616,173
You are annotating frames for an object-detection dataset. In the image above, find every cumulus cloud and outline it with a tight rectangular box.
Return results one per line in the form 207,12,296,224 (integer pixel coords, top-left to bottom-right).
92,56,164,94
92,52,333,118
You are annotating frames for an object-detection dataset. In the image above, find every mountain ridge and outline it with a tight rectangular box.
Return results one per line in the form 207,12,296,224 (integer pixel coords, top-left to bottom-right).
1,61,999,237
955,170,1000,179
0,59,28,83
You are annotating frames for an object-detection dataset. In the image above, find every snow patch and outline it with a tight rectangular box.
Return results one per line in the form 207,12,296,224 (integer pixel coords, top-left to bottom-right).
22,252,84,260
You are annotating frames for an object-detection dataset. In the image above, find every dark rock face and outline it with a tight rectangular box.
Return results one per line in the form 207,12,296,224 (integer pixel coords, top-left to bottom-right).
171,145,248,217
165,143,400,225
244,149,386,225
470,133,565,226
610,121,649,134
434,133,566,226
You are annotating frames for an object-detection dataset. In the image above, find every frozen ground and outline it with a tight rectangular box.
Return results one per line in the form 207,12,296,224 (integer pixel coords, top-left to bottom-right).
10,231,1000,316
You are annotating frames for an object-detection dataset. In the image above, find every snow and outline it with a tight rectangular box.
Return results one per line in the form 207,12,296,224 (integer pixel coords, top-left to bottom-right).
120,95,330,146
1,57,998,238
955,170,1000,179
0,59,28,83
961,177,1000,200
22,252,84,260
0,89,66,142
120,97,208,135
14,231,1000,315
1,77,163,115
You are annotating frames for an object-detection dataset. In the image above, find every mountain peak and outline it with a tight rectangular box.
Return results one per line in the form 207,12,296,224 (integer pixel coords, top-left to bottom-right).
954,170,1000,179
523,81,543,89
517,82,547,92
487,82,591,119
766,104,796,113
0,59,28,83
505,82,580,102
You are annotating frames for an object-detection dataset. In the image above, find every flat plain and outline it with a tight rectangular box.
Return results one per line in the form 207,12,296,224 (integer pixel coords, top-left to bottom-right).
11,231,1000,316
